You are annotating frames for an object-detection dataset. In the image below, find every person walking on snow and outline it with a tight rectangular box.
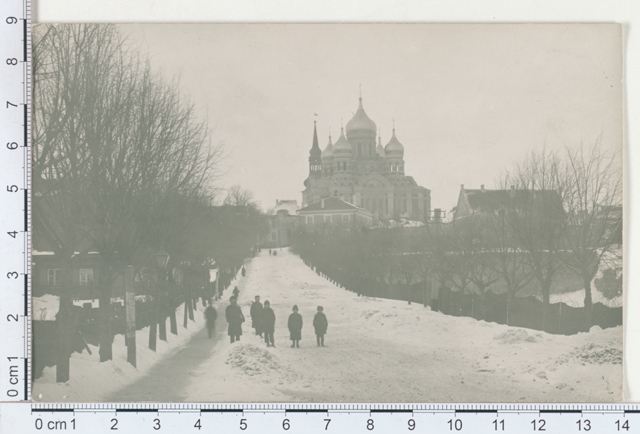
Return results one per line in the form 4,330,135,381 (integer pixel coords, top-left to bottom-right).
262,300,276,347
250,295,264,337
225,296,245,343
241,266,246,277
288,305,303,348
313,306,328,347
204,301,217,339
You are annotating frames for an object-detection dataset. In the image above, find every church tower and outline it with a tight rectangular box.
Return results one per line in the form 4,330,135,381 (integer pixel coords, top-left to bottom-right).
308,121,322,179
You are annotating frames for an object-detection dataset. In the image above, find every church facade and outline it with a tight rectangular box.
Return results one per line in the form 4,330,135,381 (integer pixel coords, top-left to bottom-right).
302,98,431,221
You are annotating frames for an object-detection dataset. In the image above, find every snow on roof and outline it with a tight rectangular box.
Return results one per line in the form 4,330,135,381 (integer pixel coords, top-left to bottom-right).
298,196,361,213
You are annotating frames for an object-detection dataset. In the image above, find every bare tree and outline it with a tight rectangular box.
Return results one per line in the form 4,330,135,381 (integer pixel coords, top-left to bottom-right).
561,140,622,328
504,149,568,331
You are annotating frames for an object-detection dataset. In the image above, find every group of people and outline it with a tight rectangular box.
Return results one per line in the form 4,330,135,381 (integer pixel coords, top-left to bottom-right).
250,296,329,348
204,282,330,349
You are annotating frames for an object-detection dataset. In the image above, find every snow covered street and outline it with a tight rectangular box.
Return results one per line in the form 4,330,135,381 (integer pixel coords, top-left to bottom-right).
104,249,622,403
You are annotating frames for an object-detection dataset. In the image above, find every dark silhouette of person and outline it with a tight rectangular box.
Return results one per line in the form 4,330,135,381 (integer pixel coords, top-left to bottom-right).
313,306,328,347
262,300,276,347
225,296,245,343
288,305,303,348
205,301,218,339
250,295,264,337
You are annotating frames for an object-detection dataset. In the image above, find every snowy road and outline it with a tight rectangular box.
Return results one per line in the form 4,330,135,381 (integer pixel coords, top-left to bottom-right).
108,249,622,402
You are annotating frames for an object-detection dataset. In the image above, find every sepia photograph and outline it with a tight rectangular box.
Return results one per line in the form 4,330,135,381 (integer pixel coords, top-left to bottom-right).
31,23,623,402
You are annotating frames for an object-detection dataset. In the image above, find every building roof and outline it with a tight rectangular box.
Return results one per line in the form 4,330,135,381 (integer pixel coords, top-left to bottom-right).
298,196,361,213
463,187,564,215
268,199,299,216
309,121,321,157
332,127,352,156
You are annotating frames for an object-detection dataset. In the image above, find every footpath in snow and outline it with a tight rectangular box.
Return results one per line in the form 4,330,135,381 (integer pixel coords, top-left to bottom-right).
160,249,623,402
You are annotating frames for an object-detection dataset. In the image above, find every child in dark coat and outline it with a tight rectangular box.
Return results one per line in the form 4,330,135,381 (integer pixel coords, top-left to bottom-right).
262,300,276,347
288,305,303,348
313,306,328,347
225,296,245,343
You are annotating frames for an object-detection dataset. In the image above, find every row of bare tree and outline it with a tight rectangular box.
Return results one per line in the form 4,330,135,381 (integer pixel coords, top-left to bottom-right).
33,24,265,381
295,143,621,331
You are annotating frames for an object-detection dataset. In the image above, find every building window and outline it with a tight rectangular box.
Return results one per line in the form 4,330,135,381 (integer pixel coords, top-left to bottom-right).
79,268,94,286
325,215,331,223
47,269,61,287
342,214,350,223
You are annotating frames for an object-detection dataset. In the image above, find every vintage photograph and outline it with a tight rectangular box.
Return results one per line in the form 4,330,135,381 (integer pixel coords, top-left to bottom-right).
31,24,623,402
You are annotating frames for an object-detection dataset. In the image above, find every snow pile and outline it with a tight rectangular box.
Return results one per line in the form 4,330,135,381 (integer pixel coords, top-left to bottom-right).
557,343,623,366
226,343,284,377
494,329,542,344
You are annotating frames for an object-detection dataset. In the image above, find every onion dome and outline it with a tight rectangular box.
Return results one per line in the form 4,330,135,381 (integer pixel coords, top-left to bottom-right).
321,135,334,162
346,97,377,139
332,127,352,157
376,135,385,158
385,128,404,156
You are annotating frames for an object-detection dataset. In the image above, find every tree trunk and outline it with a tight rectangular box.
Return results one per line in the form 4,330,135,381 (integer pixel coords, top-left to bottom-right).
56,258,74,382
541,285,551,333
583,276,594,331
98,289,113,362
158,293,167,341
148,294,158,351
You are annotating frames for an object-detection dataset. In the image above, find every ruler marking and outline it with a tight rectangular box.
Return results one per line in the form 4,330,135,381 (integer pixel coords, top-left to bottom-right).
116,408,158,413
286,409,327,413
539,409,582,414
32,409,75,413
22,17,27,62
370,409,413,413
624,410,640,414
200,409,243,413
24,273,28,316
456,409,497,414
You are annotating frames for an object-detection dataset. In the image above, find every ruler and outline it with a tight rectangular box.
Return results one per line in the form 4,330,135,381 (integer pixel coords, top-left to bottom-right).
0,403,639,433
0,0,31,402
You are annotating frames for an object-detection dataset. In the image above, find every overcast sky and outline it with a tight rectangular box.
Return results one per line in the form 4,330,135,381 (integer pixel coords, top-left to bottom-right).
121,24,622,212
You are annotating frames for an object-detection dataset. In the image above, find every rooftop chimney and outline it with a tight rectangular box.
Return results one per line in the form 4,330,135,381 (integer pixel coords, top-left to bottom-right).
481,184,485,191
461,184,464,190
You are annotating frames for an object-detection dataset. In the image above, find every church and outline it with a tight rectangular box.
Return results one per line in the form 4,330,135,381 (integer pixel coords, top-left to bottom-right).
302,97,431,222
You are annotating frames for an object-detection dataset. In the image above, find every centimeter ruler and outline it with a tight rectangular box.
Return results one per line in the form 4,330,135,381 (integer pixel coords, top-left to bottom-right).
0,0,31,402
0,403,639,433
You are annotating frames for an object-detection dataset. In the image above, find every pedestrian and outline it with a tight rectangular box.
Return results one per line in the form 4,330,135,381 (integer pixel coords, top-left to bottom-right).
269,249,272,256
313,306,328,347
204,301,217,339
232,286,240,298
262,300,276,347
225,296,245,343
288,305,303,348
241,266,246,277
250,295,264,337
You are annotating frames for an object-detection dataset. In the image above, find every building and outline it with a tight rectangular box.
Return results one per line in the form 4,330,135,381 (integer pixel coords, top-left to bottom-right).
302,97,431,222
297,196,374,233
453,184,564,221
260,199,300,248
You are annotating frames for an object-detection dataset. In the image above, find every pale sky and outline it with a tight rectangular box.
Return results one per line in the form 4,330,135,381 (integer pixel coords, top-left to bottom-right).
121,24,622,212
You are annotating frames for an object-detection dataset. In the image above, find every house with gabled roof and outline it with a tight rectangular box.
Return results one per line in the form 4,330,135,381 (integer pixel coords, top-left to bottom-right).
297,196,374,233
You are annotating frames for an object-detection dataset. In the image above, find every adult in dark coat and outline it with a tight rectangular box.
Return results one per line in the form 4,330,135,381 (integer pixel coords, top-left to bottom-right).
287,305,303,348
205,302,218,339
262,300,276,347
225,296,245,343
313,306,328,347
250,296,264,337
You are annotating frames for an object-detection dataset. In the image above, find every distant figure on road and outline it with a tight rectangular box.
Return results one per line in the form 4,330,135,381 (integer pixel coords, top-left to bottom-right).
225,296,245,343
313,306,328,347
232,286,240,298
204,302,217,339
250,295,264,337
288,305,303,348
262,300,276,347
241,266,246,277
269,249,272,256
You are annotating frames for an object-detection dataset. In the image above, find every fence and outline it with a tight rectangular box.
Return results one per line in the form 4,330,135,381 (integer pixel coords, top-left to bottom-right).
300,255,622,336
